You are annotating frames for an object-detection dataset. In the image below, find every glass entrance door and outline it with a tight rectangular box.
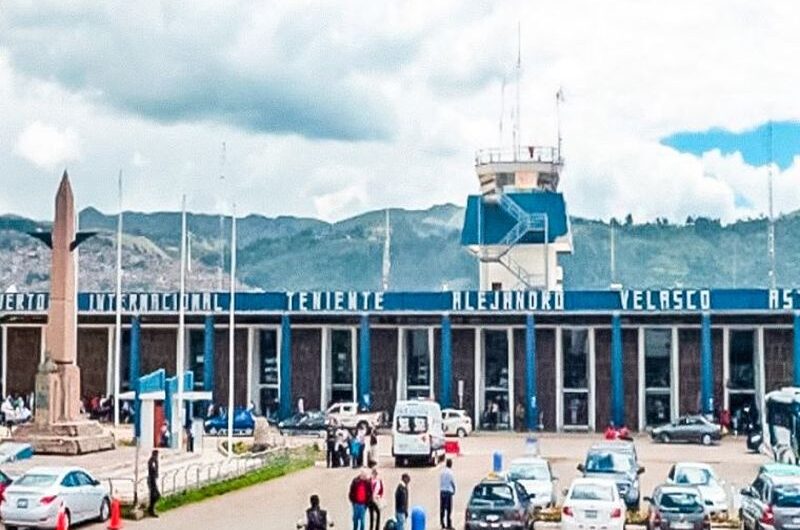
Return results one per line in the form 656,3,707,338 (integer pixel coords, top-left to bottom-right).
644,329,672,426
405,329,432,399
329,329,354,405
562,329,590,428
728,329,757,423
483,330,510,430
256,329,279,420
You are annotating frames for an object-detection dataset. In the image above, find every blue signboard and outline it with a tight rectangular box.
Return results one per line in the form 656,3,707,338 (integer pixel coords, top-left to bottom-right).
0,288,799,315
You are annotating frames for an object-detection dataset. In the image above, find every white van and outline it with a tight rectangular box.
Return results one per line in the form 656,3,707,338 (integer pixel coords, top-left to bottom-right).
391,400,446,467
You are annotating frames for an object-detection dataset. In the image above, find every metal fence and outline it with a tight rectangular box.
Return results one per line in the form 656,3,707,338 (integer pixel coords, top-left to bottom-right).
103,446,305,505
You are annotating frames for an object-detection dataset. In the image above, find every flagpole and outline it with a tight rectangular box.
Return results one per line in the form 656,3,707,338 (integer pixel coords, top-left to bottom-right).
176,194,187,449
227,204,237,456
114,170,123,428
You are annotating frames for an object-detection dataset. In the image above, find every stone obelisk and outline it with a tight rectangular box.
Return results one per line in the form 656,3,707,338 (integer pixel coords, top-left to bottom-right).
14,172,115,454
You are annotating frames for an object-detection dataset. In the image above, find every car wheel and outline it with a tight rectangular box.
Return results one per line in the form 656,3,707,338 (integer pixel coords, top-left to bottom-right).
395,457,403,468
99,497,111,521
701,434,712,446
660,432,670,443
457,428,468,438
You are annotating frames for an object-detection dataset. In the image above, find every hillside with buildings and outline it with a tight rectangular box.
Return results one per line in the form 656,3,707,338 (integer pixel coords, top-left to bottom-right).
0,206,797,292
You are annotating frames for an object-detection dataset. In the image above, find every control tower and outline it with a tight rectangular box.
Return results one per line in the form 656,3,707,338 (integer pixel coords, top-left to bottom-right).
461,145,573,291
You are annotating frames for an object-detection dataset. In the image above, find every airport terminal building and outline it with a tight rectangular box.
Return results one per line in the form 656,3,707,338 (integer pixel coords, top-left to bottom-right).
2,148,798,432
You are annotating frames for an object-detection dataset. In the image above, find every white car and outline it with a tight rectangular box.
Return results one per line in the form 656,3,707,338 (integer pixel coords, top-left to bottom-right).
562,478,626,530
442,408,472,437
667,463,728,518
507,457,557,509
0,466,111,530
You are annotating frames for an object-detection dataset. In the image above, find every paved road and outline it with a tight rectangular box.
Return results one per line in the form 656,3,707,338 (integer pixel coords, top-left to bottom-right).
75,433,766,530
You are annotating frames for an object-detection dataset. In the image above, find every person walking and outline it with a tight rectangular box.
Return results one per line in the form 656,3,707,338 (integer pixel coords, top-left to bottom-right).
439,459,456,529
326,421,337,468
147,449,160,517
348,469,372,530
394,473,410,530
306,494,328,530
368,466,385,530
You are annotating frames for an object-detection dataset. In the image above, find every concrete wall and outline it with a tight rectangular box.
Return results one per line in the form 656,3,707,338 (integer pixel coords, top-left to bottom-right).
292,329,321,411
77,328,108,399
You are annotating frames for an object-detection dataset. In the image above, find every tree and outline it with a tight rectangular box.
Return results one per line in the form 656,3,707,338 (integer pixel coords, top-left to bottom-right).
624,213,633,226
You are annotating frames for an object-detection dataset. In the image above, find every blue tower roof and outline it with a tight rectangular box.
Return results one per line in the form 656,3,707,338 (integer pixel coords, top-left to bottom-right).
461,192,569,245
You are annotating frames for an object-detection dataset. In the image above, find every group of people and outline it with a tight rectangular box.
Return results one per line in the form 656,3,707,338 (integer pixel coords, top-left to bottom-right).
306,458,457,530
325,422,379,469
0,394,32,434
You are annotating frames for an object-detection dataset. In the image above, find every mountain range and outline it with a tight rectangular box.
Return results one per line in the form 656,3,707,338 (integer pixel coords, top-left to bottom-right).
1,205,798,292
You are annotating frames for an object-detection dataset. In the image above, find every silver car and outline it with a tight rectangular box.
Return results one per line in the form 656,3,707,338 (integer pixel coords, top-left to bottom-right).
0,466,111,529
506,457,557,509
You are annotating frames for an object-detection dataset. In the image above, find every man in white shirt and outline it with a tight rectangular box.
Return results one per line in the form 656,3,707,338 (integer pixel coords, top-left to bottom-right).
439,459,456,529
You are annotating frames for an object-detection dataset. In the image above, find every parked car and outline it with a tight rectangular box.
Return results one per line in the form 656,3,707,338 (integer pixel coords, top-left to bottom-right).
442,408,472,437
644,485,710,530
0,466,111,530
578,441,644,510
465,475,536,530
561,478,626,530
325,402,384,431
278,410,327,436
204,407,256,436
651,415,722,445
758,463,800,479
667,463,728,519
506,457,557,509
740,474,800,530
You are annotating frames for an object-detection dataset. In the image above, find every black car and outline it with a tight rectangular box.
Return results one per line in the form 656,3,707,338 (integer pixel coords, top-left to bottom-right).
651,415,721,445
278,410,327,436
644,485,710,530
465,476,535,530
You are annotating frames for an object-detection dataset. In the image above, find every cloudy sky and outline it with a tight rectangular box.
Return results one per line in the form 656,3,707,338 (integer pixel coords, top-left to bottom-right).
1,0,798,224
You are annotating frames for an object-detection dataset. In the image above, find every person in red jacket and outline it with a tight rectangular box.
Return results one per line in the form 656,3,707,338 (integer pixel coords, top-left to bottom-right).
349,470,372,530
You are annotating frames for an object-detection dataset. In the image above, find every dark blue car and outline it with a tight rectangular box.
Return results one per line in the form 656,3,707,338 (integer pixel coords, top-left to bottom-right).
204,408,256,436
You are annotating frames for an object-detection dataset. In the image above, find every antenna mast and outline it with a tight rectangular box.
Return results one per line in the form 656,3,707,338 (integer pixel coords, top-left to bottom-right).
768,121,776,289
381,209,391,291
218,141,226,291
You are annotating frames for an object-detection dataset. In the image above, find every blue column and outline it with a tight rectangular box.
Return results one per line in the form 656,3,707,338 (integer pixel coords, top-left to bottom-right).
130,316,141,439
525,314,538,431
611,312,624,427
701,312,714,415
279,314,292,420
359,314,372,410
794,312,800,387
203,315,215,395
440,315,453,408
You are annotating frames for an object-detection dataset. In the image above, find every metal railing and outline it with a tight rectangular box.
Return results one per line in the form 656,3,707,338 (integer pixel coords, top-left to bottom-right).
102,446,303,505
475,146,561,166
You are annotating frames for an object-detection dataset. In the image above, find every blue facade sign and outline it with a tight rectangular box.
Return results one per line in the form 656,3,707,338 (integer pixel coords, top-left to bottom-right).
2,288,800,315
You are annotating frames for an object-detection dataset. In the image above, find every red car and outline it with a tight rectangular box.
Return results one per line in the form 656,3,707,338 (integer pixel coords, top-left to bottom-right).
0,470,12,503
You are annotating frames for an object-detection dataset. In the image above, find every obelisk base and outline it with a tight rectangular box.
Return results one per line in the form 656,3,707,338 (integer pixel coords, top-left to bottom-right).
13,420,116,455
12,359,115,455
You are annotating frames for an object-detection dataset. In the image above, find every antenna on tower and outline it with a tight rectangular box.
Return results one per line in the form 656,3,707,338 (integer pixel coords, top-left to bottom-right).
499,76,506,147
556,87,565,162
768,121,776,289
512,21,522,156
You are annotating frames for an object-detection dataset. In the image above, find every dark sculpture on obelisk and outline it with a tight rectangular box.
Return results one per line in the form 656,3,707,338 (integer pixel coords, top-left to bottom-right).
14,171,115,454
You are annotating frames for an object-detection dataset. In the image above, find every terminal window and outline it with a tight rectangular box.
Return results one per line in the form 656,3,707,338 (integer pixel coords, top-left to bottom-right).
644,329,672,426
484,330,510,429
562,329,590,427
331,329,354,404
406,329,431,399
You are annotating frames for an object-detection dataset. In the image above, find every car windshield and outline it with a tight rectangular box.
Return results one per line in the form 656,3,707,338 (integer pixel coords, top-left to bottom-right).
660,492,704,513
469,484,516,508
773,484,800,507
571,484,614,501
585,452,635,474
674,468,714,486
396,416,428,434
15,474,58,487
508,463,550,481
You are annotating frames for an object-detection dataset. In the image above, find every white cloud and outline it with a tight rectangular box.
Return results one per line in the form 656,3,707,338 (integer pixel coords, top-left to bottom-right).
14,121,81,171
0,0,798,225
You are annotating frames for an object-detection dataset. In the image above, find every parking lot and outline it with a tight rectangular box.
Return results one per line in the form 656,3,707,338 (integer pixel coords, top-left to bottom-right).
72,432,769,530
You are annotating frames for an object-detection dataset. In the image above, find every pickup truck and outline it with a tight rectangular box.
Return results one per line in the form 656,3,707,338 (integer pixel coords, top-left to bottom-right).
325,402,385,431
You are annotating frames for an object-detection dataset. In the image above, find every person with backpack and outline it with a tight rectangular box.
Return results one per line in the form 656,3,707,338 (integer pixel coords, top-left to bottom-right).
306,494,328,530
394,473,410,530
368,466,385,530
349,469,372,530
